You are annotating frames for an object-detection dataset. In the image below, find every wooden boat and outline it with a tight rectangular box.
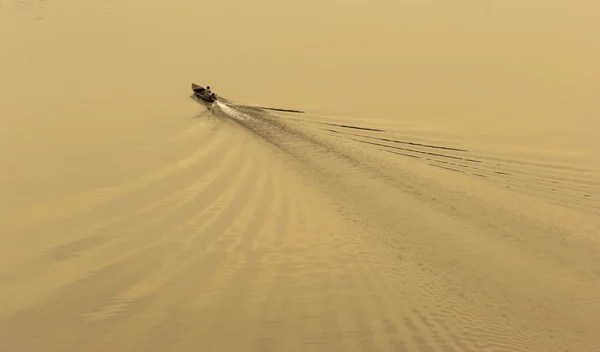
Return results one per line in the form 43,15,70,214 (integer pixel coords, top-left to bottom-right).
191,83,217,103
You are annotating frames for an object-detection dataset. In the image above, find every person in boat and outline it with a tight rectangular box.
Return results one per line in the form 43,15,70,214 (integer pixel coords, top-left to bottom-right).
204,85,212,99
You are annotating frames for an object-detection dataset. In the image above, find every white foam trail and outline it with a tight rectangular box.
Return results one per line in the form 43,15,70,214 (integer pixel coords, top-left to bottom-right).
215,101,253,121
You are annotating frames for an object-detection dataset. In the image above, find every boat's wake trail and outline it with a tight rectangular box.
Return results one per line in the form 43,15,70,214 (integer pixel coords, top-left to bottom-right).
213,101,254,121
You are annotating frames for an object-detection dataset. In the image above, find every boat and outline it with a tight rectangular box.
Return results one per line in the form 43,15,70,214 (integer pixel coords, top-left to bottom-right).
191,83,217,103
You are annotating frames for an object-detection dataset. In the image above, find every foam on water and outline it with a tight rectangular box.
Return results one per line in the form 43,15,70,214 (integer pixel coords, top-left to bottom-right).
215,101,252,121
